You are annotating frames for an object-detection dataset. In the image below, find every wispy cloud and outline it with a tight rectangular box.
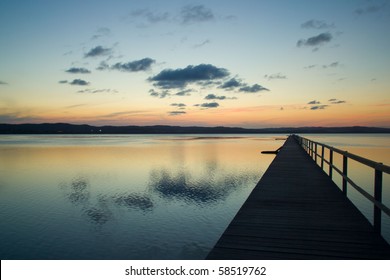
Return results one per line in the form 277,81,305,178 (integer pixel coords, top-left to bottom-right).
0,80,8,85
308,100,321,105
169,111,186,116
180,5,214,24
264,73,287,80
329,98,346,104
129,9,171,26
310,105,328,110
77,88,118,94
91,27,111,40
194,102,219,108
84,46,112,58
65,67,91,74
175,89,192,96
193,39,211,48
170,103,186,108
355,3,387,15
301,19,335,29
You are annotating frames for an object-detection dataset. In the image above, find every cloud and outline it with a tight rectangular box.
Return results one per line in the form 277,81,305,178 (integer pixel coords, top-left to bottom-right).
329,99,346,104
219,78,243,89
301,19,335,29
304,64,317,69
148,64,229,89
58,80,68,84
130,9,171,25
175,89,192,96
193,39,211,48
65,67,91,74
84,46,112,58
111,58,155,72
180,5,214,24
297,32,333,47
264,73,287,80
310,105,328,110
77,88,118,94
308,100,321,105
91,27,111,40
169,111,186,116
195,102,219,108
204,94,226,100
149,89,170,98
322,62,340,68
69,79,89,86
355,4,386,15
239,84,268,93
0,80,8,85
170,103,186,107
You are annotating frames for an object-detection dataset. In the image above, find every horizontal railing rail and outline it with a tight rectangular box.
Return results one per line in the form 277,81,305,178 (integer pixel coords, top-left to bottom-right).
293,135,390,235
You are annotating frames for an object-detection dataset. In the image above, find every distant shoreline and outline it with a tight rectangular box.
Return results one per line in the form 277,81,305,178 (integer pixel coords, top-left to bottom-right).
0,123,389,134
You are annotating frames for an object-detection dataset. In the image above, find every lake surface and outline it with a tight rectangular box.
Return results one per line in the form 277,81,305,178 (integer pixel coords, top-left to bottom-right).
0,134,389,259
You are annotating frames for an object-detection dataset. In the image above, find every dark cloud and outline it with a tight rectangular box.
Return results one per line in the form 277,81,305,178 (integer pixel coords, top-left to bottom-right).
149,64,229,89
84,46,112,58
149,89,170,98
219,78,243,89
195,102,219,108
58,80,68,84
308,100,321,105
297,32,333,47
65,67,91,74
239,84,268,93
180,5,214,24
264,73,287,80
169,111,186,116
204,94,227,100
310,105,328,110
170,103,186,107
69,79,89,86
0,80,8,85
355,4,386,15
301,19,335,29
111,58,155,72
175,89,192,96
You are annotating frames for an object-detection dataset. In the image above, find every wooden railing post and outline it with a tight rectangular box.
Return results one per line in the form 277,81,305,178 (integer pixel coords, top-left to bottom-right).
314,143,318,164
321,146,325,169
329,150,333,179
342,154,348,195
374,167,383,234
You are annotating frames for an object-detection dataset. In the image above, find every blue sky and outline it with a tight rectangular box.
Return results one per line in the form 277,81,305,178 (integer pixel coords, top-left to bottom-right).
0,0,389,127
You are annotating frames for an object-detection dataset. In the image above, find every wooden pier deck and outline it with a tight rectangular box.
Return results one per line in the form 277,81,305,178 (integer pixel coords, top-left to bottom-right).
207,136,390,259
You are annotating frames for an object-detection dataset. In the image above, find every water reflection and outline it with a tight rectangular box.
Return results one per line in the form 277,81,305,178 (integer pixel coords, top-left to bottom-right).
113,193,154,211
149,167,259,204
60,177,90,205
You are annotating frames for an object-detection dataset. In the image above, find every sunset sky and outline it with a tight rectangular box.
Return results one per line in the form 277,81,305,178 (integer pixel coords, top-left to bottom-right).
0,0,389,128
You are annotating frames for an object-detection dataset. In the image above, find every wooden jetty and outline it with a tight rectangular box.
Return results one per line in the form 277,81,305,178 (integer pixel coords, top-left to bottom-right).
207,135,390,259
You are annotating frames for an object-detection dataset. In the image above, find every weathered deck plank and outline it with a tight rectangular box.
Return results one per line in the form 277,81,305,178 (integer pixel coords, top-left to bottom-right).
207,136,390,259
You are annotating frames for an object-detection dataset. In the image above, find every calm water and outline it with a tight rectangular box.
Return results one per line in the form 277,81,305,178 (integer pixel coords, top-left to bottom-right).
0,134,389,259
0,134,280,259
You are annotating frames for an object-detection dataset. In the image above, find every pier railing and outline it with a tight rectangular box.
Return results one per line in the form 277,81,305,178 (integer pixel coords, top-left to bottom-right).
294,135,390,234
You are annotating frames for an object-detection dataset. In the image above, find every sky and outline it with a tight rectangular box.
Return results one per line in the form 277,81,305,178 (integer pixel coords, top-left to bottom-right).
0,0,389,128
